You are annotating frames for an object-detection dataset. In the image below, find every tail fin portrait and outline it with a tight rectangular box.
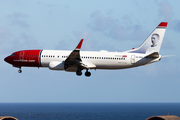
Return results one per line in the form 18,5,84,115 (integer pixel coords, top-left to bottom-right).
128,22,168,54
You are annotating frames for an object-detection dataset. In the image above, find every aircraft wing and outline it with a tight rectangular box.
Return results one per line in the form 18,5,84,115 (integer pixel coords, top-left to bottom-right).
65,39,83,63
65,39,96,70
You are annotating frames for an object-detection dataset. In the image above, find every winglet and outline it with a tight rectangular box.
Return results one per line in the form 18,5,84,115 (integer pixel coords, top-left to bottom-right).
76,39,83,50
158,22,168,28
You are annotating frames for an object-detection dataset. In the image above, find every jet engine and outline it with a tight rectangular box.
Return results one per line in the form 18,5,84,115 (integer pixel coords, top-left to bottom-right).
49,61,65,70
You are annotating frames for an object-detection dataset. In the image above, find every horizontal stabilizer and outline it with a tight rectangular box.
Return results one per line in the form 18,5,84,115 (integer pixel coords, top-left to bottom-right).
145,52,159,58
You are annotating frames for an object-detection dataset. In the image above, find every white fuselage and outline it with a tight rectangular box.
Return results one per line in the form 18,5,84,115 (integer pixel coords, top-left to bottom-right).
40,50,160,70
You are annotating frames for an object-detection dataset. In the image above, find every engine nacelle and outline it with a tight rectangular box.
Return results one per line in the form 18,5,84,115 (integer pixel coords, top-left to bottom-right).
49,61,64,70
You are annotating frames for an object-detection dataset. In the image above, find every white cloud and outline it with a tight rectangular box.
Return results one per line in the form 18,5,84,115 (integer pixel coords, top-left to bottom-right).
73,30,93,50
20,33,38,48
0,27,40,54
89,10,118,32
0,27,12,41
6,32,39,51
7,12,30,29
8,12,29,18
158,0,173,21
0,27,12,53
74,30,91,40
88,11,148,41
162,38,174,49
171,20,180,32
55,40,70,50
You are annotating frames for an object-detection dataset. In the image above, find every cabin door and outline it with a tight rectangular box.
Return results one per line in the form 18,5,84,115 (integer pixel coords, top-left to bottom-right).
131,55,135,64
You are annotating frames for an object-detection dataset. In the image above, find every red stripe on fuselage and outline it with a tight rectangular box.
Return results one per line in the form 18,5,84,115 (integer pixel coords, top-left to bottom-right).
5,50,42,67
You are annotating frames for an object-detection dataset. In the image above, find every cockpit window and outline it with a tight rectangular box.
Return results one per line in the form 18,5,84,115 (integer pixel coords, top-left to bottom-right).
11,54,15,56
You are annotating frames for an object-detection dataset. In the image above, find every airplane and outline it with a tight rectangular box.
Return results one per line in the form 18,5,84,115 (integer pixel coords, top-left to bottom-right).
4,22,168,77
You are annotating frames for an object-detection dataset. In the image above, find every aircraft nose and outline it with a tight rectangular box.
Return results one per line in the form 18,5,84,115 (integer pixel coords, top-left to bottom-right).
4,56,10,63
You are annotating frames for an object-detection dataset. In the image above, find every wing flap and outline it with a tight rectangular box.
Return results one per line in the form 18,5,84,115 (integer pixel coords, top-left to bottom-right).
80,61,96,69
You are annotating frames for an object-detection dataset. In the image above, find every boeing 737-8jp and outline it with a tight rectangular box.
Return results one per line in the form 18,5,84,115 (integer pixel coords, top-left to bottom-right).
4,22,168,77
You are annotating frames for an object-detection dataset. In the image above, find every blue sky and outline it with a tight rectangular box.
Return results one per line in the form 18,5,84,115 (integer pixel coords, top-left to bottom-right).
0,0,180,103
